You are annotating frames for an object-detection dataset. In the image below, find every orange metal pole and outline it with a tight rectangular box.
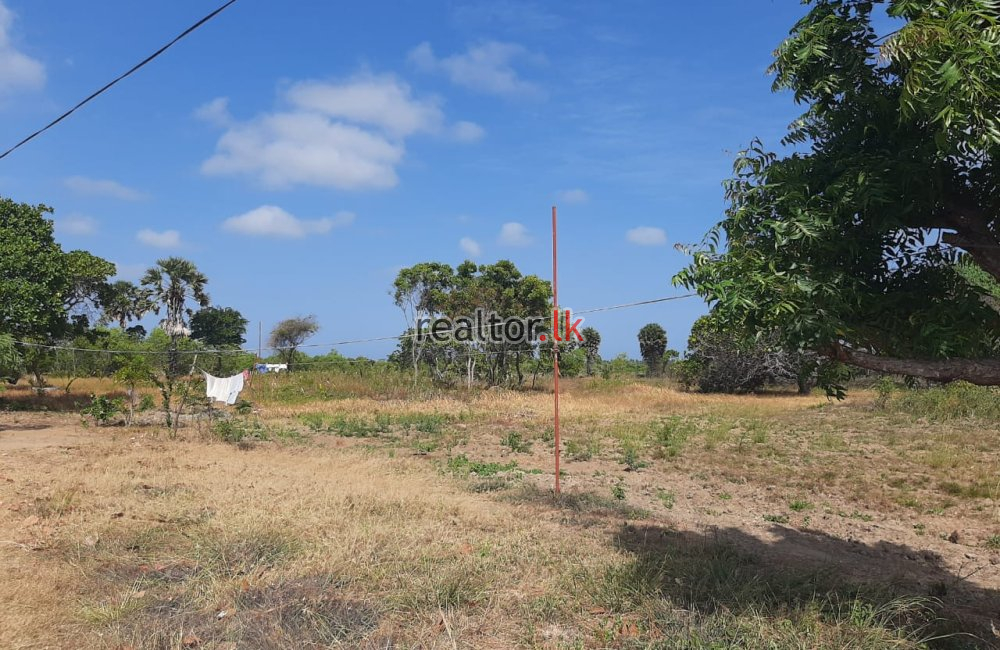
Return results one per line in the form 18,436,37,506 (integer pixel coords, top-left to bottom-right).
551,205,561,494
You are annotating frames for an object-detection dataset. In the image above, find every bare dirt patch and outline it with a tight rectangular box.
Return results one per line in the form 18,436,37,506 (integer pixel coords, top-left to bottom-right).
0,411,102,450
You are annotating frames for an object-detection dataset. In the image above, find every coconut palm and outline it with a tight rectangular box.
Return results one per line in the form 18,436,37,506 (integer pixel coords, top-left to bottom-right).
141,258,210,339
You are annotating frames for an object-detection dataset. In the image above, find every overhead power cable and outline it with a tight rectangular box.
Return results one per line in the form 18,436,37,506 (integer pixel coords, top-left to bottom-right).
574,293,698,315
0,0,239,161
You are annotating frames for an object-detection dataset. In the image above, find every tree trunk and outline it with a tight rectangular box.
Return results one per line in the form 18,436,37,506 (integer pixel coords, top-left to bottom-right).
940,199,1000,282
830,346,1000,386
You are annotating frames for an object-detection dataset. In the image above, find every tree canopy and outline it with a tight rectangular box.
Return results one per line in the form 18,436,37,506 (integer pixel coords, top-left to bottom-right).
191,306,248,348
391,259,551,386
0,199,115,341
142,258,210,339
269,316,320,367
674,0,1000,387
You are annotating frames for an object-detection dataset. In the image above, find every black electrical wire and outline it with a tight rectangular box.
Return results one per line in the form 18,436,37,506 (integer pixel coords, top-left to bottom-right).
0,0,239,161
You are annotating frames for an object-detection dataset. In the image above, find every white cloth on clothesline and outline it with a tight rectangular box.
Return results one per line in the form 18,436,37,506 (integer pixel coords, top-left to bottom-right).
203,371,246,405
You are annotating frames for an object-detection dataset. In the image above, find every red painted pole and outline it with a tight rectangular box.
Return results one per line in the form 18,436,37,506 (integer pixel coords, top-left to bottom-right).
551,205,561,494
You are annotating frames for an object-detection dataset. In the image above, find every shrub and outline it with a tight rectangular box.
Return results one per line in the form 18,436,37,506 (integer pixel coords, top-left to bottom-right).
620,443,648,471
611,479,627,501
501,431,532,453
683,316,818,394
80,394,124,426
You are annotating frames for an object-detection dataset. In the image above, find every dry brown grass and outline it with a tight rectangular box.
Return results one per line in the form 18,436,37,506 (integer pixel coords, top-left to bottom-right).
1,374,998,648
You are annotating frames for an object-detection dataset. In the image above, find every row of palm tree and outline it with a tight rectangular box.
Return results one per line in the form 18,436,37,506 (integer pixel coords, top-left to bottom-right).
102,257,210,339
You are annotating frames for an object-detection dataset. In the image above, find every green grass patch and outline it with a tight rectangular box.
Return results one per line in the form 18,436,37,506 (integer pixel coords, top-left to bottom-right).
446,454,518,477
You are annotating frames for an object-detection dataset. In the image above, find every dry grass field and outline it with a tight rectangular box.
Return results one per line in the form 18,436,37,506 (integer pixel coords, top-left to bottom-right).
1,374,999,648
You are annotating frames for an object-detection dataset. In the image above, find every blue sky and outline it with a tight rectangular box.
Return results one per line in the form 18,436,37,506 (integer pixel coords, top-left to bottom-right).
0,1,811,359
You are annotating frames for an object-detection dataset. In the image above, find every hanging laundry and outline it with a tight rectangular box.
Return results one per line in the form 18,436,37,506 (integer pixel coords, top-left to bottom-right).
264,363,288,373
203,371,246,405
255,363,268,373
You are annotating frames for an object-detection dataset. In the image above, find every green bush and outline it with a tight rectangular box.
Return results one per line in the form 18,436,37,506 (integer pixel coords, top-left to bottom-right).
501,431,532,453
80,394,124,426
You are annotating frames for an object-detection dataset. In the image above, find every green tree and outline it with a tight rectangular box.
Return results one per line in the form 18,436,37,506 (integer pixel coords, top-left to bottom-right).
0,199,113,341
141,257,209,378
637,323,667,377
140,258,209,432
268,316,319,368
63,250,116,323
191,306,248,347
675,0,1000,387
393,262,454,382
390,259,552,387
191,306,248,373
581,326,601,376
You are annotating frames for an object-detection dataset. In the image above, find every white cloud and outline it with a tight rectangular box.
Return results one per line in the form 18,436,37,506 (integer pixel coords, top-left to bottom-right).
451,120,485,142
285,77,443,136
221,205,354,238
408,41,542,97
498,222,532,246
136,229,181,249
64,176,146,201
194,97,232,127
459,236,482,257
201,73,478,191
557,188,588,204
56,213,97,236
625,226,667,246
0,2,44,95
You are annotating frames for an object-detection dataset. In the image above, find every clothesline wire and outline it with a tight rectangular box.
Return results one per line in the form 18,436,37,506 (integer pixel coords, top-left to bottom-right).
10,293,700,356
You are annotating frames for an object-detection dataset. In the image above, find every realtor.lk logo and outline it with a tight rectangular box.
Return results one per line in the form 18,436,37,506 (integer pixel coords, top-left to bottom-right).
416,308,584,344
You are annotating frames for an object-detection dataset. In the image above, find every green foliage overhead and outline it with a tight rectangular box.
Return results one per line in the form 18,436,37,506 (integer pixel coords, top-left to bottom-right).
0,198,115,341
674,0,1000,385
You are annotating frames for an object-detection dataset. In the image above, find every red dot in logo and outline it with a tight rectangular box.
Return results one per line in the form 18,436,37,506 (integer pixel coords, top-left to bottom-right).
538,334,547,341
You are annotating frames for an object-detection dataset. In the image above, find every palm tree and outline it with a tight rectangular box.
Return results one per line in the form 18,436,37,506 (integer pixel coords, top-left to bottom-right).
141,257,210,340
99,280,154,329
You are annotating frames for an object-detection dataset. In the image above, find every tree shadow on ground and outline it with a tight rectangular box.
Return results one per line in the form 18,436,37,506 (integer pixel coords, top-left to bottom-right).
612,522,999,648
